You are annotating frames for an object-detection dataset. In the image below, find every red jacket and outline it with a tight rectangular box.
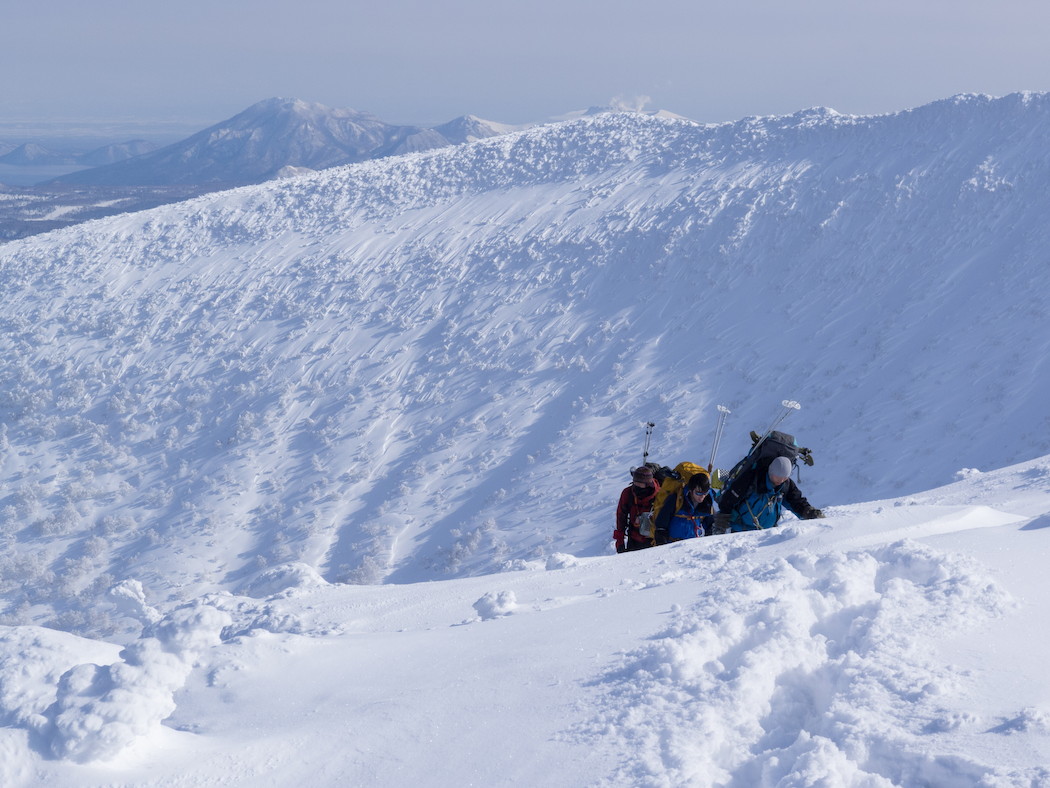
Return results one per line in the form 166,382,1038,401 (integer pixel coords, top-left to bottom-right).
615,481,660,545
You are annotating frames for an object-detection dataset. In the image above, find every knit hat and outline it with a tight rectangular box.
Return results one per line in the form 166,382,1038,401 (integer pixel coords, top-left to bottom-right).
768,456,792,481
631,466,655,482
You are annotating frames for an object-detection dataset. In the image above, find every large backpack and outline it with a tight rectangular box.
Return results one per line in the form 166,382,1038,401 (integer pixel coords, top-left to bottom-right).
716,431,813,492
652,461,710,522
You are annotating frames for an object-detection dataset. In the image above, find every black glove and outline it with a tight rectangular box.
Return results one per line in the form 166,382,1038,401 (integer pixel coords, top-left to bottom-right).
805,508,824,520
616,543,628,553
713,511,731,534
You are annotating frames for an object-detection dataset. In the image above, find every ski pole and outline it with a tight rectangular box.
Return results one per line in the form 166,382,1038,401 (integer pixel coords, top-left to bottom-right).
642,421,655,467
708,405,731,472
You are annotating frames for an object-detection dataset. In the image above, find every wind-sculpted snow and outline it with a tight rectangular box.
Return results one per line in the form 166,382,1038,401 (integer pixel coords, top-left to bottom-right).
0,626,118,784
3,92,1050,645
43,601,230,762
0,601,228,773
584,535,1016,786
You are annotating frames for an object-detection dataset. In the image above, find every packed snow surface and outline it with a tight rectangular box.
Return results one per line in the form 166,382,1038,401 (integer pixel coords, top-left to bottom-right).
1,92,1050,785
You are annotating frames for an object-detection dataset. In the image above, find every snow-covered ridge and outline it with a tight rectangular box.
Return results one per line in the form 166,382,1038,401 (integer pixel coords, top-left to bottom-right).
2,92,1050,634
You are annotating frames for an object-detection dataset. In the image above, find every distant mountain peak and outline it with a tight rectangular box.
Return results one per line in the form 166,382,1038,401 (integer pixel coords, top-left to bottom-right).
235,97,380,123
47,99,520,188
431,114,525,144
77,139,159,167
0,142,77,166
551,104,690,122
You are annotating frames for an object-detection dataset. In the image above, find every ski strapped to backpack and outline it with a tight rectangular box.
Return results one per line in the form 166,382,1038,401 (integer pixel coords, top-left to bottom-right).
708,404,731,472
715,400,813,492
642,421,655,467
629,421,661,540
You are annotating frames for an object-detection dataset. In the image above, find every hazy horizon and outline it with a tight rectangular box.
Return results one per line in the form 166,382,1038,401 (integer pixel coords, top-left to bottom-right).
6,0,1050,132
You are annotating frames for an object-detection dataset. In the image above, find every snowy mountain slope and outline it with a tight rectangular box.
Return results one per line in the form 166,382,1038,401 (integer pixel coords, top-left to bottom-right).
3,457,1050,785
2,92,1050,639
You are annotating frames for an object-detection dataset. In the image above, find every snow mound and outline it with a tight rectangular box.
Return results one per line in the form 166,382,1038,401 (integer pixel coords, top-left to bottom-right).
473,590,518,620
583,538,1014,786
43,601,230,762
0,626,121,730
107,579,162,627
546,553,581,570
237,562,329,598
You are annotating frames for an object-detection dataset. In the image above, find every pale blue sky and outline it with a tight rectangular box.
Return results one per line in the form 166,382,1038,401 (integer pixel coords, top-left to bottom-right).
4,0,1050,131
